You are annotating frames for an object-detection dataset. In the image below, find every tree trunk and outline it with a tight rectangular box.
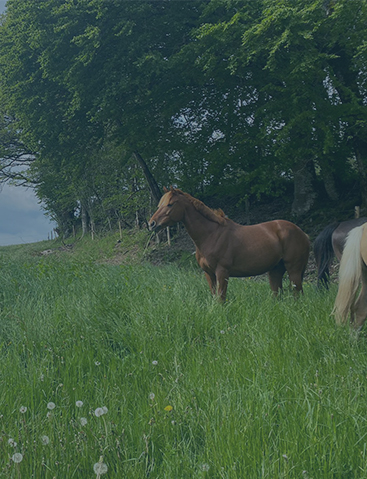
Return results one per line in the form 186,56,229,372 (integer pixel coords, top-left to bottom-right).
133,151,162,204
81,203,89,237
321,169,339,201
291,160,317,216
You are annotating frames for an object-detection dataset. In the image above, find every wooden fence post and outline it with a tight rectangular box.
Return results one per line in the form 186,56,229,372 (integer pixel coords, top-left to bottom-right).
167,227,171,246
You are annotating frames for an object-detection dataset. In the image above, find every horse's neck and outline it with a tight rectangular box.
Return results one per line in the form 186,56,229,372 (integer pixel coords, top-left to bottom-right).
182,205,221,249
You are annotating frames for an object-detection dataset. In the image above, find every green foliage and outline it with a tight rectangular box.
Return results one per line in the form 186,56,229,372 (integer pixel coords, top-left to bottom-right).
1,0,367,231
1,247,367,477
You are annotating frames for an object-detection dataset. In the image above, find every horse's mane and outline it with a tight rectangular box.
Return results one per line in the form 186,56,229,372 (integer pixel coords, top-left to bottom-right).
174,189,227,225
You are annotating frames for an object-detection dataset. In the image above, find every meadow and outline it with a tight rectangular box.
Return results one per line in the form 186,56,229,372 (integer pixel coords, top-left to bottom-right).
0,237,367,478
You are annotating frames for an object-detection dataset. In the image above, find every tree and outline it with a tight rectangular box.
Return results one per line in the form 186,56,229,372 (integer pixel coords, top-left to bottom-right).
189,0,367,212
0,113,35,185
1,0,367,234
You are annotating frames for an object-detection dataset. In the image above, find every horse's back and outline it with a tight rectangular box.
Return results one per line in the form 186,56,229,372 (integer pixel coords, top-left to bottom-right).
266,219,309,247
244,219,310,263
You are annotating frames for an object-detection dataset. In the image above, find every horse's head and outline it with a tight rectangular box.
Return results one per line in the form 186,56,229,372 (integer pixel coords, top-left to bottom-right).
148,187,185,232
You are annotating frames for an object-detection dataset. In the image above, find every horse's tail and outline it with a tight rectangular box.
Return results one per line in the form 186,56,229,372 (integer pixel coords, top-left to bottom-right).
333,225,364,325
313,222,340,289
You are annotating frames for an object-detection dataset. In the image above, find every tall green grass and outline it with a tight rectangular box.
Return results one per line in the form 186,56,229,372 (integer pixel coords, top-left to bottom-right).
0,249,366,478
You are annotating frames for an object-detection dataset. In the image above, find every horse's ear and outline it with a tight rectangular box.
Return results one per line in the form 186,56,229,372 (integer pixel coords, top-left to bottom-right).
163,187,169,193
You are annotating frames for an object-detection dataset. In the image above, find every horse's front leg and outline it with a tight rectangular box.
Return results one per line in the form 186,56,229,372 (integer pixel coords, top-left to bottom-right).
204,272,217,296
216,268,229,302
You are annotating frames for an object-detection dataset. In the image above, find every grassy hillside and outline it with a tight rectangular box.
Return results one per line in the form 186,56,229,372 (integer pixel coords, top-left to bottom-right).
0,233,365,478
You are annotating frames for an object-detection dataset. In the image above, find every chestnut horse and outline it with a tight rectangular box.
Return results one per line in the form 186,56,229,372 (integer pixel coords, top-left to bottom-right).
333,224,367,330
314,217,367,289
148,188,310,301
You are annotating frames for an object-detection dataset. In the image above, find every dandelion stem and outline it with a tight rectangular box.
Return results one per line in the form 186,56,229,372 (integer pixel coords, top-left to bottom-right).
102,416,108,445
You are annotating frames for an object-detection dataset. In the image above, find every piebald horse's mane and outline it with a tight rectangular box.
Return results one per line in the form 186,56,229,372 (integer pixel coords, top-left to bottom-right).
169,188,227,225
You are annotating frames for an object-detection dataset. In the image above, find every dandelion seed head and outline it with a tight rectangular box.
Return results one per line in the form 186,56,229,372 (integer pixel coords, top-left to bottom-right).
76,401,83,408
46,412,52,418
41,435,50,445
93,462,108,475
201,463,210,471
102,406,108,414
149,392,155,401
80,417,88,426
94,407,104,417
95,361,101,366
8,438,17,447
152,360,158,365
19,406,27,414
12,452,23,463
47,402,56,410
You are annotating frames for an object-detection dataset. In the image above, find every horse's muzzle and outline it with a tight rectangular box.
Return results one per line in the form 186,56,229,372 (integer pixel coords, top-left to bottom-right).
148,220,161,232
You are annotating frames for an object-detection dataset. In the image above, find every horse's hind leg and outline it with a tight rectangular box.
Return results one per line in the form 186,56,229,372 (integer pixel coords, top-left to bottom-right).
268,261,286,295
284,257,308,294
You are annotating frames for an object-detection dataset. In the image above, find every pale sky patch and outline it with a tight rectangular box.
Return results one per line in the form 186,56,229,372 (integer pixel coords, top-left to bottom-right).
0,184,55,246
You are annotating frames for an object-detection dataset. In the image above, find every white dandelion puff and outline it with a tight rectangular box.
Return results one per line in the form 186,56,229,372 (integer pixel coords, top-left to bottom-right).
46,411,52,418
19,406,27,414
41,435,50,445
149,392,155,401
80,417,88,426
12,452,23,463
95,361,101,366
152,360,158,365
201,463,210,471
8,438,17,447
93,461,108,475
76,401,83,408
47,402,56,410
102,406,108,414
94,407,104,417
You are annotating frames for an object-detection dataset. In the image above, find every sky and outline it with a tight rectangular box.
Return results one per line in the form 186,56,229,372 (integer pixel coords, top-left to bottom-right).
0,0,56,246
0,185,55,246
